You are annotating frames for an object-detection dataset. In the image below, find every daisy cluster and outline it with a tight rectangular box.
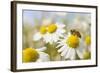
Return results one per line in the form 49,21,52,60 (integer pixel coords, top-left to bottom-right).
23,13,91,63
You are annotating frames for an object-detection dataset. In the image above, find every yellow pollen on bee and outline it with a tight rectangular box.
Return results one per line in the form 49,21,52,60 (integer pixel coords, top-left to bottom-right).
22,48,39,62
66,35,79,48
47,24,57,33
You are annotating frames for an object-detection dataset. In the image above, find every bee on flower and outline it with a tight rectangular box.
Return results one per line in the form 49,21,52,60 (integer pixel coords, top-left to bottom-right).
33,22,66,44
22,47,50,62
57,29,85,60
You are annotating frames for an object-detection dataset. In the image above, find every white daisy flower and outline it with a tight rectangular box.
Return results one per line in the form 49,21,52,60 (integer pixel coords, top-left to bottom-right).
57,30,85,60
22,47,50,63
33,23,65,44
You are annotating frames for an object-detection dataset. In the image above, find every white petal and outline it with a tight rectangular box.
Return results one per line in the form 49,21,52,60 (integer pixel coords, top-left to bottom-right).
44,33,59,44
61,48,69,56
58,46,66,53
44,34,53,44
76,49,83,59
33,32,42,41
56,23,65,28
36,47,47,52
77,39,85,58
43,35,51,43
51,33,58,42
57,41,64,44
65,48,72,59
70,49,76,60
37,52,50,62
56,29,65,34
56,44,63,48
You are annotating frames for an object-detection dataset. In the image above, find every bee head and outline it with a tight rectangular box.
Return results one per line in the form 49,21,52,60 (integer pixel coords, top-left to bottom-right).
70,29,81,38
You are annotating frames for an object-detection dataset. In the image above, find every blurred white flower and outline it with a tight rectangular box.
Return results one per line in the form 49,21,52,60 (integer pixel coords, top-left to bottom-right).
33,23,65,44
23,47,50,62
71,15,91,35
42,18,52,26
36,47,50,62
55,12,67,16
36,51,50,62
84,14,91,24
57,31,85,60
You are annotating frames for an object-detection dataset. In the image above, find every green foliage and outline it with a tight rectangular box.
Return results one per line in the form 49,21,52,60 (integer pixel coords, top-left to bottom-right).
44,43,61,61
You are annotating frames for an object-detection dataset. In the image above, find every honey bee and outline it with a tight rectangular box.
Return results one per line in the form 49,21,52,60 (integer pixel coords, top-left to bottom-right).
70,29,81,38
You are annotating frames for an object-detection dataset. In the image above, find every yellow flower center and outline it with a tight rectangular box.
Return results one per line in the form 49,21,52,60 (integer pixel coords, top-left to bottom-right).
85,36,91,45
39,24,57,34
22,48,39,62
66,35,79,48
40,26,47,34
47,24,57,33
83,51,91,59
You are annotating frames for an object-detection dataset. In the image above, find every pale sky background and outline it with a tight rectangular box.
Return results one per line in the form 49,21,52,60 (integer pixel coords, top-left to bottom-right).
23,10,91,26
